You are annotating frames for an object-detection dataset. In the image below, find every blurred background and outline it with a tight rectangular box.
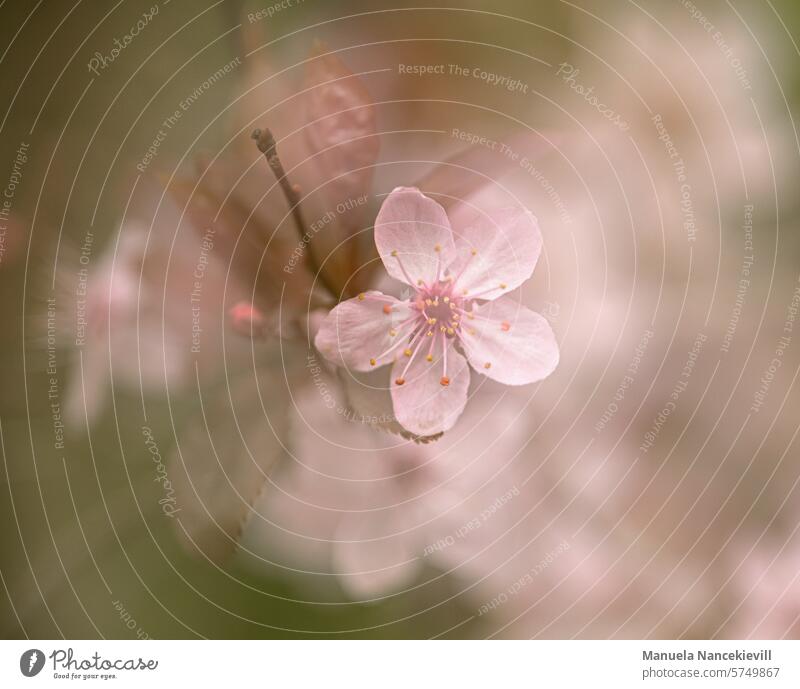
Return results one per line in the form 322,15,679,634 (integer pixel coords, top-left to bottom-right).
1,0,799,639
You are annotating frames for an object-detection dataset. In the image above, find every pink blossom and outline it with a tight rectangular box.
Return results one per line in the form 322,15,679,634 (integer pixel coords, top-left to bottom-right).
315,187,559,437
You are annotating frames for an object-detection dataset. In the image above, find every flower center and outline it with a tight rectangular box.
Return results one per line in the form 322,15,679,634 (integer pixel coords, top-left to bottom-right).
371,245,498,386
418,281,463,337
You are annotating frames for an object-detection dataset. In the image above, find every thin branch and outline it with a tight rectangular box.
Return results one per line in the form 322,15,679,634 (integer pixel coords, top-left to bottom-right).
251,128,338,299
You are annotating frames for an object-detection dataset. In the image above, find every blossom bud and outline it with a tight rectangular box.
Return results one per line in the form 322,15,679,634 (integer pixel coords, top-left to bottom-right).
228,301,269,339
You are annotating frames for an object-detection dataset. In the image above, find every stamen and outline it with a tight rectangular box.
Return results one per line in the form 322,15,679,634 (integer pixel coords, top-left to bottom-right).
450,247,478,292
373,321,422,361
382,304,392,314
441,336,449,385
427,330,440,361
395,377,405,385
501,321,511,332
358,293,401,303
404,348,412,357
484,362,491,369
399,332,428,379
434,244,444,282
390,249,417,286
465,284,506,300
369,358,376,366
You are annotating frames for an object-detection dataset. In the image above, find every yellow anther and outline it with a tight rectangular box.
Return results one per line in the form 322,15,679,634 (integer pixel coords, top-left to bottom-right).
391,250,398,257
499,283,507,289
358,293,365,300
427,317,436,325
446,327,455,335
426,330,433,337
484,362,491,369
440,325,446,332
440,376,450,386
425,298,433,306
443,296,450,303
449,302,456,309
369,358,377,366
426,354,433,362
468,328,476,335
395,377,405,386
467,312,475,320
462,289,469,295
434,244,442,252
389,329,397,337
404,348,412,357
471,248,477,256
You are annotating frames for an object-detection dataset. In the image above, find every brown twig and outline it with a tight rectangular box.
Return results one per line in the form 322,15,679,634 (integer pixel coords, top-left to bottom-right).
251,128,338,299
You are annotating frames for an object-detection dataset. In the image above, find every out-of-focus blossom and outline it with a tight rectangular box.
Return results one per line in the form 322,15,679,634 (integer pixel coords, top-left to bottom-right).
238,368,533,600
574,6,794,219
63,198,242,425
64,40,384,425
315,187,559,436
724,535,800,639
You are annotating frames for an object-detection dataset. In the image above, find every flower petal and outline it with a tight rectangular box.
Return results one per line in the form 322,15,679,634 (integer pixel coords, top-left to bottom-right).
374,187,455,287
314,291,414,371
449,207,542,299
390,338,470,436
339,367,438,441
460,296,559,385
